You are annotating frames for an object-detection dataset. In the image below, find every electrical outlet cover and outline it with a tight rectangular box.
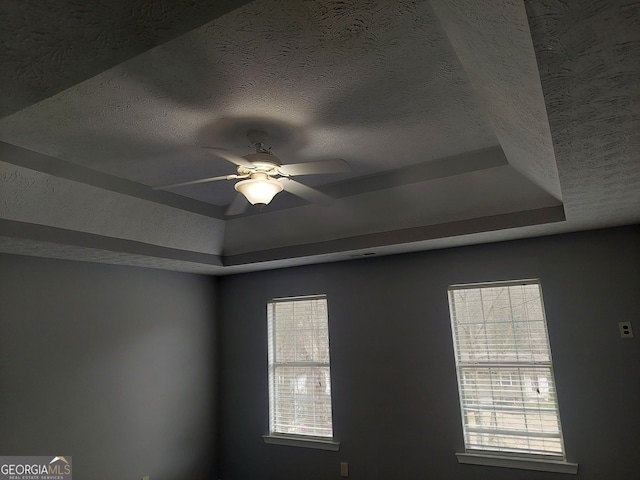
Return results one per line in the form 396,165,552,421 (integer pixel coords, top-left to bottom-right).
618,321,634,338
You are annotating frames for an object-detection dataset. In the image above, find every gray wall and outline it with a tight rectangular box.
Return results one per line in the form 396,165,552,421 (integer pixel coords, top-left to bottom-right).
0,255,218,480
1,226,637,480
217,226,640,480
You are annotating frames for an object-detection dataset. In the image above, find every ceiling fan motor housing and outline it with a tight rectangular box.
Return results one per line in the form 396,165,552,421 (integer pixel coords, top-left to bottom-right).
239,152,282,176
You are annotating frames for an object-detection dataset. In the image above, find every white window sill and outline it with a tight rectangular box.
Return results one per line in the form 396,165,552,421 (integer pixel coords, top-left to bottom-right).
456,452,578,474
263,434,340,451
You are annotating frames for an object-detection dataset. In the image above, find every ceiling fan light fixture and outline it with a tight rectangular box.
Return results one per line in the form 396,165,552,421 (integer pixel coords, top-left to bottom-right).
234,175,284,205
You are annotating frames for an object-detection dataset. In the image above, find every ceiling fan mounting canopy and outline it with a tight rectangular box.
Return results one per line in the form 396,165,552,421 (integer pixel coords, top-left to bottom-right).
247,130,270,145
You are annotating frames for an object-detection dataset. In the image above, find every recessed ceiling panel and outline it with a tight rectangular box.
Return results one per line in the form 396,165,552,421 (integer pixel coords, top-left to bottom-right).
1,0,636,274
0,0,498,209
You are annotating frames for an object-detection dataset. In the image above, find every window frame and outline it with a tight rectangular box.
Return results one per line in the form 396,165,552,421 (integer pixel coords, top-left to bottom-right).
263,294,339,451
447,279,577,474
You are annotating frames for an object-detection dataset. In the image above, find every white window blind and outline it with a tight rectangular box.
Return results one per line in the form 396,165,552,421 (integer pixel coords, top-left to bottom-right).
448,280,566,458
267,295,333,438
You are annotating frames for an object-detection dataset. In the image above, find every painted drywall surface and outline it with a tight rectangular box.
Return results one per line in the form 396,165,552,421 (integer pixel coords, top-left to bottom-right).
526,0,640,224
0,255,218,480
0,0,252,117
430,0,561,199
217,226,640,480
0,161,227,256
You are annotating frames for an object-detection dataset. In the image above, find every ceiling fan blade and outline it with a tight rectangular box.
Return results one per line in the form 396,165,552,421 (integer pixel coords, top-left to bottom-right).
153,175,232,190
203,147,254,168
225,193,250,216
280,178,333,205
279,159,350,176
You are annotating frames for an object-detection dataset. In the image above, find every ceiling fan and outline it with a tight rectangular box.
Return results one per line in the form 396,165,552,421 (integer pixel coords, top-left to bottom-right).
154,131,350,216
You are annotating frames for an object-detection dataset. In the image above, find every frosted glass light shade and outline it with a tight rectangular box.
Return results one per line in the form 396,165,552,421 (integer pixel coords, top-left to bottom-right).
235,177,284,205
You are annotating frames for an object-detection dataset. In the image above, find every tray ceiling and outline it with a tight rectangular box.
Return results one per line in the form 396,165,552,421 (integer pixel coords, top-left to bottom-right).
1,0,638,274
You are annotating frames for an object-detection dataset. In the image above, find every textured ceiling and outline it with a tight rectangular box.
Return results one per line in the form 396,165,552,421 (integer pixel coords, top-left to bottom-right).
0,0,638,274
0,0,499,196
0,0,252,116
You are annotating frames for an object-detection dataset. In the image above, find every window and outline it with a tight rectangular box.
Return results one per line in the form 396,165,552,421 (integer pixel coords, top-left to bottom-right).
448,280,576,473
266,295,335,448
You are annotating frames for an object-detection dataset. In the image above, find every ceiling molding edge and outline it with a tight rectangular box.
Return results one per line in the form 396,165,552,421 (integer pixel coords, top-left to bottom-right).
0,218,223,267
224,205,566,266
0,142,225,218
2,141,509,220
0,205,565,273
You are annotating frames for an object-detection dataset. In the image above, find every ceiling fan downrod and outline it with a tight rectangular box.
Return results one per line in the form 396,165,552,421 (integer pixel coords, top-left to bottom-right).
247,130,272,155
